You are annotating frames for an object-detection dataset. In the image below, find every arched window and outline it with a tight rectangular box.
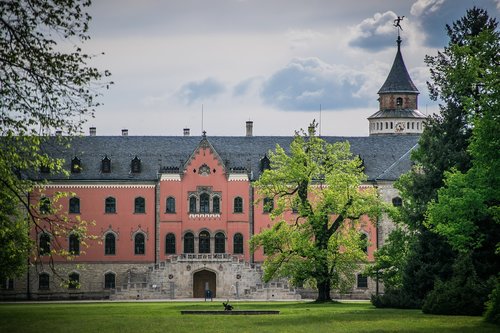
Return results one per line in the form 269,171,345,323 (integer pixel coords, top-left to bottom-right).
39,197,51,214
212,196,220,214
189,196,197,213
233,233,243,254
396,97,403,107
39,233,50,255
263,197,274,213
134,197,145,213
165,233,176,254
105,197,116,213
392,197,403,207
68,272,79,289
69,234,80,255
105,233,116,255
104,272,116,289
233,197,243,213
200,193,210,213
166,197,176,213
360,233,368,254
357,274,368,288
199,231,210,253
134,233,145,255
39,273,50,290
69,197,80,214
184,232,194,253
71,157,81,173
101,156,111,173
214,232,225,253
131,156,141,173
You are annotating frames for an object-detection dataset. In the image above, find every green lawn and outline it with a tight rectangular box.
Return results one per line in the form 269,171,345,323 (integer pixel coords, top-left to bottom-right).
0,301,497,333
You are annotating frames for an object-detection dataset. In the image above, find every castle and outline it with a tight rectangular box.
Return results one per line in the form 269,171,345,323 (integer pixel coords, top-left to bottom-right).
1,37,425,300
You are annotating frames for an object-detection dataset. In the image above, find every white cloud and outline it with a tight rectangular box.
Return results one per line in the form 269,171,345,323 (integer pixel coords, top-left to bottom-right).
176,78,226,105
348,11,398,51
260,57,376,111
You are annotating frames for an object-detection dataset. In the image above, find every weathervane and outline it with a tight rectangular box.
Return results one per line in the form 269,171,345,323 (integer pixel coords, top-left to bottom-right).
393,16,405,36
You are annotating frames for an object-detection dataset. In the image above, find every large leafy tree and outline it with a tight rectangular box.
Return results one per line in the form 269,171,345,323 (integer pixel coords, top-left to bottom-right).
0,0,110,281
251,124,381,301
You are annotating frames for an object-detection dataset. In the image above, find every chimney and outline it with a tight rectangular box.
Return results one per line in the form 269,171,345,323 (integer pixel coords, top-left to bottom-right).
246,121,253,137
122,129,128,136
89,127,96,136
183,128,190,136
308,124,316,136
55,130,62,136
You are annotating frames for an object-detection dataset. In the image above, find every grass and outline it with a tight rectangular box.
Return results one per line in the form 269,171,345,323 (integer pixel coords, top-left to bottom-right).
0,301,497,333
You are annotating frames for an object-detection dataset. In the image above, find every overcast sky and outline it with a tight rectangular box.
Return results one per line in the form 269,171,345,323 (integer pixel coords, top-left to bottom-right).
83,0,499,137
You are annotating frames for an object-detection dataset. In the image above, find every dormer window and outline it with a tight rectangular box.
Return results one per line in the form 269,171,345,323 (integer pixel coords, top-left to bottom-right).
71,157,81,173
101,156,111,173
260,154,270,172
131,156,141,173
396,97,403,108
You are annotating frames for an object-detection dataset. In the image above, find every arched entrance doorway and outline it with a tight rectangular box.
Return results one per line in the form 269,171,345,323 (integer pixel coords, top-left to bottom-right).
193,270,216,298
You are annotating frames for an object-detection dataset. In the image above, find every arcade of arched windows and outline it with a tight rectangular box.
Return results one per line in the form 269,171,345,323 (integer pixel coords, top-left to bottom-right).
188,188,222,215
178,230,244,255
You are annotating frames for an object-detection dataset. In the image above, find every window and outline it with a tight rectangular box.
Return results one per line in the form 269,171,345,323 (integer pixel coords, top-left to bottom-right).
39,197,51,214
200,193,210,213
233,233,243,254
184,232,194,253
189,196,197,213
134,233,145,255
71,157,81,173
1,278,14,290
199,231,210,253
69,197,80,214
39,233,50,255
131,156,141,173
165,233,176,254
39,273,50,290
40,164,50,174
385,122,388,129
260,155,271,172
69,234,80,255
263,197,274,213
104,272,115,289
233,197,243,213
212,196,220,214
101,156,111,173
360,233,368,254
357,274,368,288
214,232,225,253
392,197,402,207
68,272,79,289
134,197,145,213
105,197,116,213
105,233,116,255
166,197,176,213
396,97,403,107
390,122,393,129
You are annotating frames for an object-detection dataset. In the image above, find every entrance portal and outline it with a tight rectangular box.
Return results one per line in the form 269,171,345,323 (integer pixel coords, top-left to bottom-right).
193,270,216,298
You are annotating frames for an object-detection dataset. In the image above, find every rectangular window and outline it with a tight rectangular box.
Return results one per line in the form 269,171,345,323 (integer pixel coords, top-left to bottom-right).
357,274,368,288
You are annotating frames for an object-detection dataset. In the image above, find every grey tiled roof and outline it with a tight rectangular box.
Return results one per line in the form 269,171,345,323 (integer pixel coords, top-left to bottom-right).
38,135,420,182
378,41,419,94
368,109,426,119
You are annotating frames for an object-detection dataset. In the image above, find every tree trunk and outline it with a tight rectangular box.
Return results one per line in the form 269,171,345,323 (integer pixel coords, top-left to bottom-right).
316,280,332,302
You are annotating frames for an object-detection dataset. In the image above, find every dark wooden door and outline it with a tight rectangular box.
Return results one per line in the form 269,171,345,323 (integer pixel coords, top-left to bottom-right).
193,270,216,298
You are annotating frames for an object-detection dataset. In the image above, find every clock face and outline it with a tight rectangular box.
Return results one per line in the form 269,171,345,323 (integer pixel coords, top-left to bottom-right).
395,122,405,132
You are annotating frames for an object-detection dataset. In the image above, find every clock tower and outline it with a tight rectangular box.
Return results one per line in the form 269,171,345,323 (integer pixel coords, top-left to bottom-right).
368,36,426,136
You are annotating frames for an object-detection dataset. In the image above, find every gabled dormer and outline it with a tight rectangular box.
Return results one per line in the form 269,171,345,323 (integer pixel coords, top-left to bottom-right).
368,36,426,136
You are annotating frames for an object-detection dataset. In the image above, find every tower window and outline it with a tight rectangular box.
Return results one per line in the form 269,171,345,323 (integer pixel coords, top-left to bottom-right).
396,97,403,107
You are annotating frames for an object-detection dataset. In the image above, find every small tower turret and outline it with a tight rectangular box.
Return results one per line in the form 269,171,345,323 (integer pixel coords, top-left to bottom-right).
368,36,426,136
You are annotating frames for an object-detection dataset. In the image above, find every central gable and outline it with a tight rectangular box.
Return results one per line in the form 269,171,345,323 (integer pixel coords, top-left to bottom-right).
183,133,227,175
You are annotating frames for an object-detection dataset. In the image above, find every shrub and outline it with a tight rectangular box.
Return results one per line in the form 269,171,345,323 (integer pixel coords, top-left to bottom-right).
484,277,500,324
371,289,421,309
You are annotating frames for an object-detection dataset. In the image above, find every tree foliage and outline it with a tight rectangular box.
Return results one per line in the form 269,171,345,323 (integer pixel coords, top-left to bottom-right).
0,0,110,281
250,124,381,301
